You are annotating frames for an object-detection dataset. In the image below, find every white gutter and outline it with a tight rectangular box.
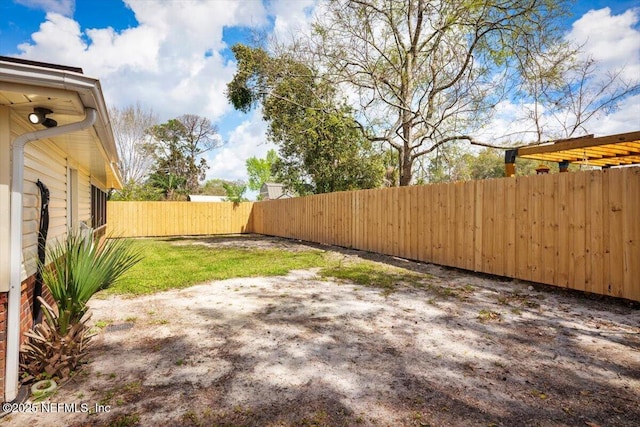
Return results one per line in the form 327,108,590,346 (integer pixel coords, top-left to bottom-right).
5,108,97,402
0,62,122,189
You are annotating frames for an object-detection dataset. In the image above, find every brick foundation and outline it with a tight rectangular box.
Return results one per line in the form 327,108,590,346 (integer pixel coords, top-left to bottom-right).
0,292,7,399
0,275,54,401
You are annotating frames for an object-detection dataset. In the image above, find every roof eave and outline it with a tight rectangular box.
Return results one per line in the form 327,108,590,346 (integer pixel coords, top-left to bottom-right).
0,59,123,189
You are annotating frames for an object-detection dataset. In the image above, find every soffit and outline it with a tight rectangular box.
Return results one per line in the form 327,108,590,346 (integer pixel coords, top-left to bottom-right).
1,85,120,189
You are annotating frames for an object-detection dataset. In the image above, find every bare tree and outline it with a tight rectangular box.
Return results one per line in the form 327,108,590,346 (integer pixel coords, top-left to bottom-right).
109,103,158,185
297,0,570,185
522,55,640,141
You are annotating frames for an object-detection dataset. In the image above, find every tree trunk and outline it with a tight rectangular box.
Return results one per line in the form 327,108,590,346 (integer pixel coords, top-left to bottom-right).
399,160,413,186
399,146,413,186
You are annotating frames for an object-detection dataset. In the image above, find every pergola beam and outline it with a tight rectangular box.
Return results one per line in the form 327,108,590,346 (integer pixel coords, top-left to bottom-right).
517,131,640,157
504,131,640,176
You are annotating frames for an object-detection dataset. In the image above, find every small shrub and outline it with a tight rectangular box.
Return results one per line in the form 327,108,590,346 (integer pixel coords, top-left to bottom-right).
20,229,141,380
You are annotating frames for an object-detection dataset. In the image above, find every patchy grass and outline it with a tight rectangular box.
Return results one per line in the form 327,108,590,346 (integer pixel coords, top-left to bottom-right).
102,238,439,298
93,319,113,328
106,413,140,427
496,291,542,310
99,380,143,407
477,309,502,322
319,260,428,295
102,239,332,296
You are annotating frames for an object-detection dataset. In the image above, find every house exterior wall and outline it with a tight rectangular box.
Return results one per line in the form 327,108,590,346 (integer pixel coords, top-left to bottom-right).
0,111,104,401
22,141,68,279
11,112,97,281
79,172,91,224
0,107,9,397
0,107,10,301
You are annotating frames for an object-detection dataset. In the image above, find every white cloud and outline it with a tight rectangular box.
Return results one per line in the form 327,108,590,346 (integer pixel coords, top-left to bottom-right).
586,93,640,135
566,7,640,81
16,1,269,122
12,0,295,186
12,2,638,182
15,0,74,16
205,111,275,185
481,7,640,144
267,0,316,42
476,100,543,145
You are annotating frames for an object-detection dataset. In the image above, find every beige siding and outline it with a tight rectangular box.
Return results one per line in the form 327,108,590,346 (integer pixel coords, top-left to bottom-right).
9,111,114,282
10,116,112,282
19,133,68,280
78,169,91,224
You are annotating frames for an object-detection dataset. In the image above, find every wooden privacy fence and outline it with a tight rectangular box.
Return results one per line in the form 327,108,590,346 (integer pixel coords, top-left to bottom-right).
251,168,640,301
107,201,254,237
106,168,639,301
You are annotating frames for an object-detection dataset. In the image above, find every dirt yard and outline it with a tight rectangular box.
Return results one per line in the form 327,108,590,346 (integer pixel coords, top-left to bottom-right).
4,236,639,426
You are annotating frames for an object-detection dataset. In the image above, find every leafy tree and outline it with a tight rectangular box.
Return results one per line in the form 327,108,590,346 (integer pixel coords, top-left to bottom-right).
200,178,237,196
423,144,473,183
271,107,385,195
147,114,222,195
147,172,187,200
302,0,573,185
227,44,385,195
468,149,508,180
222,181,248,202
109,182,162,201
246,149,278,198
420,145,573,183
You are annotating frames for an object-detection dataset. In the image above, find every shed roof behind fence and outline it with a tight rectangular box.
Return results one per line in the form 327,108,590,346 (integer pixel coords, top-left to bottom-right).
187,195,226,202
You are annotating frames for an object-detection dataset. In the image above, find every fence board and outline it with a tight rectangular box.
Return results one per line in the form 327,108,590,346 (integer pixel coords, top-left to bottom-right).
109,168,640,302
504,178,517,278
420,184,431,262
249,169,638,301
107,201,253,237
542,174,556,285
463,181,476,271
608,169,625,297
586,171,603,295
574,172,587,291
624,168,640,301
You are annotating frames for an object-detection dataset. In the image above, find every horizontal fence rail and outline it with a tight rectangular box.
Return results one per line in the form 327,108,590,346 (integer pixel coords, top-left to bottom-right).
107,201,254,237
251,168,639,302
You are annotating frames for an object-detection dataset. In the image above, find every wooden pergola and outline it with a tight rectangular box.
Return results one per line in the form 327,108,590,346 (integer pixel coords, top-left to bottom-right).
504,131,640,176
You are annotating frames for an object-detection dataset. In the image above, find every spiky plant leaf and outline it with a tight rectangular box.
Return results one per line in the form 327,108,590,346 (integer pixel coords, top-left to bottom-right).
40,230,141,334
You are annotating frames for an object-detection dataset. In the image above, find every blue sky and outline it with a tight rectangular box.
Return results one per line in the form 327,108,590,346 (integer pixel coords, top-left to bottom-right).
1,0,639,196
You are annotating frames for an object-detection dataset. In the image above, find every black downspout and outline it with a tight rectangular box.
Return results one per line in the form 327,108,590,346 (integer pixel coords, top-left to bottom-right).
33,179,50,323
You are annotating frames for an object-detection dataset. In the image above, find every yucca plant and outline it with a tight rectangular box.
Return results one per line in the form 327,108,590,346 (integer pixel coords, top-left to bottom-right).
20,297,95,379
21,229,141,380
41,230,142,334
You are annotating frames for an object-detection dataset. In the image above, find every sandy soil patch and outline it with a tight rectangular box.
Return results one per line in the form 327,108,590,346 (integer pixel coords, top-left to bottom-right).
4,236,639,426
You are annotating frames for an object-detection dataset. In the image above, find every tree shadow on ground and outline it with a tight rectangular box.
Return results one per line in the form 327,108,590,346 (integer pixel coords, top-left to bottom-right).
26,234,637,427
72,275,638,427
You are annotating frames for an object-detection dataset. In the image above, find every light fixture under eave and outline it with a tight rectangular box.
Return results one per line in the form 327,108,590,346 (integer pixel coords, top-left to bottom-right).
28,107,57,128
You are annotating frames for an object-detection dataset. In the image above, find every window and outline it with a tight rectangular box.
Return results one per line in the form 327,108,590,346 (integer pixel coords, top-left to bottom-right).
91,185,107,229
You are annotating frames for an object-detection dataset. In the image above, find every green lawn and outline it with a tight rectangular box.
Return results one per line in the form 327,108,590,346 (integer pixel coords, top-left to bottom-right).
102,238,332,296
103,237,434,297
